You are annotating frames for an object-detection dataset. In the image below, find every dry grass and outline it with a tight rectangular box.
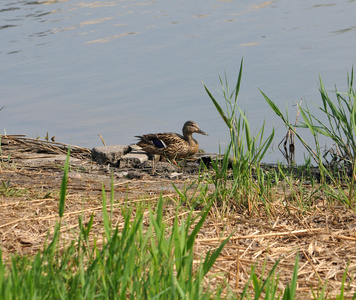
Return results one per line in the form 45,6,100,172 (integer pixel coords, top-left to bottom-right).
1,135,356,298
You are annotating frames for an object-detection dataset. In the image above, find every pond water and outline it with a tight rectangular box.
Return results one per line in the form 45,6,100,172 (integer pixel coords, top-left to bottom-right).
1,0,356,163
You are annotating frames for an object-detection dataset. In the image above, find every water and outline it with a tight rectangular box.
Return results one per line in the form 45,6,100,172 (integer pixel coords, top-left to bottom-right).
1,0,356,163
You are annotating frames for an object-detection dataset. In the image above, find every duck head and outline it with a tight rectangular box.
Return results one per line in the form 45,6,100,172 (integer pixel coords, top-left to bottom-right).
182,120,208,136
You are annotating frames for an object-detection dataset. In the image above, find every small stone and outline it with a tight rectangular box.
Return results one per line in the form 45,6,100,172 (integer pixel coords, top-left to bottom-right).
115,171,128,178
68,173,82,180
91,145,130,165
169,172,182,179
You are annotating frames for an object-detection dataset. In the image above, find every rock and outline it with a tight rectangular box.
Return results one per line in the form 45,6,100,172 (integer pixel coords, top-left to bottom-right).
126,171,151,179
130,144,143,151
91,145,130,165
119,152,150,168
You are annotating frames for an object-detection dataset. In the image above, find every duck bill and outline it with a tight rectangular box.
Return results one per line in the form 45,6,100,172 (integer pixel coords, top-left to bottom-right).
197,129,208,136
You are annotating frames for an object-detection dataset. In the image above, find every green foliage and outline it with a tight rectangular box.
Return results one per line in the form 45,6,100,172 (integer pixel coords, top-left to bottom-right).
262,69,356,207
0,152,230,299
205,60,274,167
59,148,70,218
204,59,276,209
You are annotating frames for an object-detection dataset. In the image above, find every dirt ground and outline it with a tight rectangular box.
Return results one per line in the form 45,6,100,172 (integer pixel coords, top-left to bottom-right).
1,135,356,298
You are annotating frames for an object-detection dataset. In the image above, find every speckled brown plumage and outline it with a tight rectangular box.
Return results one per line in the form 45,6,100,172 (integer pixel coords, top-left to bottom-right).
136,121,207,162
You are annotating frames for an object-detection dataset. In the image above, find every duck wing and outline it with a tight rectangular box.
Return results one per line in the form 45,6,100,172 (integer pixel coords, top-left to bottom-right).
135,133,184,149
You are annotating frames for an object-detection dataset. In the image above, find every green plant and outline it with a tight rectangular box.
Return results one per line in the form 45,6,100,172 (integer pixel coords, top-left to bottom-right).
204,59,275,208
262,69,356,207
240,254,299,299
205,60,274,167
0,180,23,197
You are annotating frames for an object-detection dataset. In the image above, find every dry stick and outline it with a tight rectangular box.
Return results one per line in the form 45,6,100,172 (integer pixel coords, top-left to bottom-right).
333,235,356,242
114,180,132,186
2,223,18,236
239,238,259,259
197,228,323,243
215,256,269,265
0,198,57,208
166,211,191,222
19,136,89,152
98,134,106,146
298,261,311,277
278,125,294,164
7,154,58,160
39,223,81,238
325,210,329,234
236,243,240,292
291,99,301,162
227,215,282,232
206,262,236,280
3,136,90,159
301,248,323,284
278,99,319,164
1,134,26,138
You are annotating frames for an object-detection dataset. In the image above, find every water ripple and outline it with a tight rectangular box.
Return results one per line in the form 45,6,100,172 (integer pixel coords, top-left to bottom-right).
85,32,138,44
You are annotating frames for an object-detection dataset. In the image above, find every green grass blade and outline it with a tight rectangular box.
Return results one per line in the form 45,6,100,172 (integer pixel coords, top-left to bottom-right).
288,254,299,300
234,58,243,102
299,106,315,136
59,148,70,218
101,184,111,240
202,233,232,276
173,217,183,273
237,107,252,153
260,90,287,123
240,265,256,299
252,273,262,300
204,84,232,129
351,97,356,135
186,201,213,251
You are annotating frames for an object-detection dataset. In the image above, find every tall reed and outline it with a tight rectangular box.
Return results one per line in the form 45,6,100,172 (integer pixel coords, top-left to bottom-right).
204,59,275,208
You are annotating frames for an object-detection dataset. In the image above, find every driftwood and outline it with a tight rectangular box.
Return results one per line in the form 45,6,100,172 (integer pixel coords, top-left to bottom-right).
1,134,91,159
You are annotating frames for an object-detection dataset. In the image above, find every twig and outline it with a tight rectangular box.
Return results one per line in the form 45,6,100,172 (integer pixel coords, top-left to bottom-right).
98,134,106,146
197,228,323,243
302,248,323,283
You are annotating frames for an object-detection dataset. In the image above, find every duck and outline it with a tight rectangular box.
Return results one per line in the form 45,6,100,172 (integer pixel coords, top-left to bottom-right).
135,120,208,164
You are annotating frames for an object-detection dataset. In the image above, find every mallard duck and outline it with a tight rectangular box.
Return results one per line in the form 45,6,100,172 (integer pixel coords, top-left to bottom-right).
136,120,207,164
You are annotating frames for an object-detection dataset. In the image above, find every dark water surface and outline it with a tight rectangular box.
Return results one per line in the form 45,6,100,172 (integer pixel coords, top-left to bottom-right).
1,0,356,163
